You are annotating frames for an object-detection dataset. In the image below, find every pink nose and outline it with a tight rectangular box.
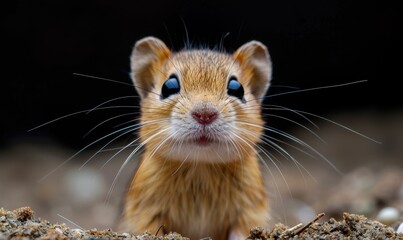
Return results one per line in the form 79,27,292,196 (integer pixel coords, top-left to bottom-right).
192,110,218,125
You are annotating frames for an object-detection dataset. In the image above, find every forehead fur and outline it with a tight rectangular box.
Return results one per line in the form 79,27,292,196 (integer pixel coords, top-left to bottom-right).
167,50,236,94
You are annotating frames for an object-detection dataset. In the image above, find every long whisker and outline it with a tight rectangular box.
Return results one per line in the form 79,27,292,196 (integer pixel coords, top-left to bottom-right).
80,120,167,170
98,144,139,153
240,127,316,183
100,122,167,169
230,132,285,189
86,96,138,114
230,131,287,214
262,113,326,144
263,104,319,129
264,137,317,183
37,124,139,183
241,103,380,144
113,118,138,129
270,85,300,89
288,109,382,144
171,151,191,176
268,80,368,98
75,72,180,107
266,135,318,160
236,120,342,175
267,126,341,175
28,106,140,132
246,79,368,103
144,130,179,164
83,113,139,138
105,127,172,203
73,73,134,87
80,128,137,170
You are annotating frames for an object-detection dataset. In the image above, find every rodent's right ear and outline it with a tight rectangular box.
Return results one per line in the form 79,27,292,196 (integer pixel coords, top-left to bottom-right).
130,37,171,99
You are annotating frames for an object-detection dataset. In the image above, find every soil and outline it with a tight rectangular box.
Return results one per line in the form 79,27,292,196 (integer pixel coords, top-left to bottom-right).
1,207,402,240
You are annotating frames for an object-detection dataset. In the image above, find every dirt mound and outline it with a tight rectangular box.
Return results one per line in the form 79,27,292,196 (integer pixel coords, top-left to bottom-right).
1,207,402,240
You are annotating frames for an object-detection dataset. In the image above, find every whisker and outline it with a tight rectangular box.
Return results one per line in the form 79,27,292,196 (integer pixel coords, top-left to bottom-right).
230,131,288,216
100,120,169,169
105,127,172,203
267,80,368,99
28,106,140,132
239,103,380,144
289,109,382,144
83,113,139,138
37,124,139,183
113,118,138,129
262,113,326,144
244,79,368,104
171,151,191,176
98,144,139,153
262,104,319,129
75,72,179,107
73,73,134,87
270,85,300,89
266,135,318,160
236,121,342,175
86,96,139,114
232,133,292,196
80,128,138,170
57,214,84,230
252,130,317,184
144,130,179,165
266,125,341,175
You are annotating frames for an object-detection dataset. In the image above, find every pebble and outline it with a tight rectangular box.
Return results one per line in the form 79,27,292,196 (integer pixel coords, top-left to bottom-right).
120,232,132,238
376,207,400,225
396,222,403,234
55,227,63,235
71,228,84,238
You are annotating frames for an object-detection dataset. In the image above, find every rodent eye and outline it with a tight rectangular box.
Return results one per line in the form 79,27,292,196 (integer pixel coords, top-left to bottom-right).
227,77,245,102
161,75,180,99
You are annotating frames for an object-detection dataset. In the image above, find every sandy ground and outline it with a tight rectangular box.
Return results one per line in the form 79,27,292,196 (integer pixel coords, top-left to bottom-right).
0,111,402,234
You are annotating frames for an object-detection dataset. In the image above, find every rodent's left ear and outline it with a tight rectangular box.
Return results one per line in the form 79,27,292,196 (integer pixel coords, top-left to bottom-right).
233,41,272,102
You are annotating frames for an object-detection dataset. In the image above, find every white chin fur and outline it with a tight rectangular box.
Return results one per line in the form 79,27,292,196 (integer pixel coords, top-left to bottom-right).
161,141,243,163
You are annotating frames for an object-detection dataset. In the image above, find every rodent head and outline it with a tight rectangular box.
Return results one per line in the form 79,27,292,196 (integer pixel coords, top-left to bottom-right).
130,37,272,163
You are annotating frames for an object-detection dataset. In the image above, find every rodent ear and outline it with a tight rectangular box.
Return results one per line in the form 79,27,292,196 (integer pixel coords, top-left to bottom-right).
233,41,272,102
130,37,171,99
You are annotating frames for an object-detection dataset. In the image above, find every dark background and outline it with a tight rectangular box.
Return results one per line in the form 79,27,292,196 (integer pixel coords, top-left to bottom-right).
2,0,401,149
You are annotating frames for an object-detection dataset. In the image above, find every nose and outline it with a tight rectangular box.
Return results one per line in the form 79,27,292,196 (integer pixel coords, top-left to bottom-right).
192,109,218,125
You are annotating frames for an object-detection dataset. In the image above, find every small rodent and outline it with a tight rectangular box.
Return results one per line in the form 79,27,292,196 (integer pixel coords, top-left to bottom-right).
119,36,272,240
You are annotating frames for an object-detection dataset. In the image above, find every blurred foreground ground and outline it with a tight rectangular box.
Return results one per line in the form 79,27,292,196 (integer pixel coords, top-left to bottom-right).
0,111,402,231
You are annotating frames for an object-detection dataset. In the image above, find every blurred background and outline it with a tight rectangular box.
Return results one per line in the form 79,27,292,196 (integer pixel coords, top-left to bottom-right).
1,0,402,232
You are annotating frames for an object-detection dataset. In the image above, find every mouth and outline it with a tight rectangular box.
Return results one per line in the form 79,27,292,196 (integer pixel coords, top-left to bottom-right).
189,130,219,146
195,135,211,146
182,127,223,146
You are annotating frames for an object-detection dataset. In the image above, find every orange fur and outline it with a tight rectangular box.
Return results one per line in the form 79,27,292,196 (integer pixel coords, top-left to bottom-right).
120,37,272,240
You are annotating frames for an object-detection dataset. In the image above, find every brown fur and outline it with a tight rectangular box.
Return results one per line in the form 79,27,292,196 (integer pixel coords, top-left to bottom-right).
120,37,272,240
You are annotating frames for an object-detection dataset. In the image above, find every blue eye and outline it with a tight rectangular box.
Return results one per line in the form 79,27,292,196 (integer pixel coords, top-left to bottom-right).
161,75,180,99
227,77,245,102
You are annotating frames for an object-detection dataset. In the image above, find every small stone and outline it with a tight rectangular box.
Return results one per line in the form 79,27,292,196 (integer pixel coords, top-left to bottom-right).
377,207,400,225
71,228,84,238
55,227,63,235
396,222,403,234
23,228,33,235
120,232,132,238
